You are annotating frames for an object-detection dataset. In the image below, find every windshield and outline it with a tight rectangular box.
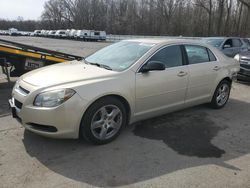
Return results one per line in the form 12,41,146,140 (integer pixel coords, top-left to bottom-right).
85,41,154,71
203,38,224,47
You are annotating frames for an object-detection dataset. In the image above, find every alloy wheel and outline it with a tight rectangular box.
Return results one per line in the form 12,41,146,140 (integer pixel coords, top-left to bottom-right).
91,105,122,140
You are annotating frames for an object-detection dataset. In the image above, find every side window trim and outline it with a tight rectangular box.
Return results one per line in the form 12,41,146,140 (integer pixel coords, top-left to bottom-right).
239,39,243,46
224,39,233,48
206,48,217,62
206,48,211,61
137,44,184,73
181,45,189,65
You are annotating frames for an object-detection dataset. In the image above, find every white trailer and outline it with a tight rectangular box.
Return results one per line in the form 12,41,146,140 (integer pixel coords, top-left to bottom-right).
86,30,106,41
8,28,19,36
75,30,91,41
69,29,77,39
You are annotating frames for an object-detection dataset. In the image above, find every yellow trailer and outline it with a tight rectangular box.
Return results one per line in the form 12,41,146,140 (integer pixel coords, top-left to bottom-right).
0,39,82,77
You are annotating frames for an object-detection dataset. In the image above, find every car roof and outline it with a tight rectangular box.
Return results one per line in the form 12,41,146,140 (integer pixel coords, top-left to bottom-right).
203,37,241,40
124,38,204,45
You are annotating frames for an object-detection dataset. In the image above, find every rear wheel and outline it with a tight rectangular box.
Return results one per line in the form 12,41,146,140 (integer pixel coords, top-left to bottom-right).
80,97,127,145
210,80,231,109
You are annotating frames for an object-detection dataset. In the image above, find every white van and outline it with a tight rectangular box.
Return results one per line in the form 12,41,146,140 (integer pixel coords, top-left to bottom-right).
33,30,42,37
41,30,48,37
55,30,67,38
48,30,56,38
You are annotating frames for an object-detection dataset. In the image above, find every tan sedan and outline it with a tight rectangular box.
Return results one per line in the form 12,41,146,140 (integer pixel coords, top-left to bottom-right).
9,39,239,144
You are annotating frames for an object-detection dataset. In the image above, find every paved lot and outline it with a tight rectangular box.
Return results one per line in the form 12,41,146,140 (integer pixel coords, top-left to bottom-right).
0,36,110,57
0,37,250,188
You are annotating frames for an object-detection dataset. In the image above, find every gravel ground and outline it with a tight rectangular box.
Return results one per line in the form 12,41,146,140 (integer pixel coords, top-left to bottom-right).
0,36,250,188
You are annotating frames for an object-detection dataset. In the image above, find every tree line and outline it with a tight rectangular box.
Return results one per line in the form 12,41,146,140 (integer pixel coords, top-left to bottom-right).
0,0,250,37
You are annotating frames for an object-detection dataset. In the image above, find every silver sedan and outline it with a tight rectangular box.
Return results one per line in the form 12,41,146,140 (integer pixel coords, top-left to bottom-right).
9,39,239,144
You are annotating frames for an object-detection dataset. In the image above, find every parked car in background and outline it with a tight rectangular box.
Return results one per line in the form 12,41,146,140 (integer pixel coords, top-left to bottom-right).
20,31,31,36
55,30,67,38
34,30,42,36
30,28,107,42
203,37,250,57
9,39,239,144
44,30,50,37
235,51,250,81
48,30,56,38
40,30,47,37
0,30,8,35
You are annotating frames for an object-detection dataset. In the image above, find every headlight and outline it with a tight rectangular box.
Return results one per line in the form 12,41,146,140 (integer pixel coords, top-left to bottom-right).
34,89,76,107
234,54,240,62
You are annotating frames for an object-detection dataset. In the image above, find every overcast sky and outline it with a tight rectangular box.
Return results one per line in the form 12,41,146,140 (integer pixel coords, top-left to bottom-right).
0,0,47,20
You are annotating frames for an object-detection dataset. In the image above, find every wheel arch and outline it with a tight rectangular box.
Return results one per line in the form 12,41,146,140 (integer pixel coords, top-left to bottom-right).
210,76,232,109
78,94,132,137
210,76,232,101
222,77,232,85
102,94,131,122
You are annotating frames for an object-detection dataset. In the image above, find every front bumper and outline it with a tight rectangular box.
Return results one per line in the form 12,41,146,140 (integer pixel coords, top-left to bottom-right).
237,73,250,81
10,81,87,139
237,67,250,82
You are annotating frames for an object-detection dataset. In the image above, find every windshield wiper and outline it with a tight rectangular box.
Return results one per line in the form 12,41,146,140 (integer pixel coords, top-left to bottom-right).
88,62,113,70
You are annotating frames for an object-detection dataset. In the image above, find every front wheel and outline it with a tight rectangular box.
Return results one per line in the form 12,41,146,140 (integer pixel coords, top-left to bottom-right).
210,80,231,109
80,97,127,145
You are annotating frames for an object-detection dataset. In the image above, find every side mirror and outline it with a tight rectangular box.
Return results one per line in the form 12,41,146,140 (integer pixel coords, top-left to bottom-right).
223,44,231,49
141,61,165,73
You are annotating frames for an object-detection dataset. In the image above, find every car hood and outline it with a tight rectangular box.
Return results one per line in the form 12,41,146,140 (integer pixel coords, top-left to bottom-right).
21,61,116,87
240,51,250,59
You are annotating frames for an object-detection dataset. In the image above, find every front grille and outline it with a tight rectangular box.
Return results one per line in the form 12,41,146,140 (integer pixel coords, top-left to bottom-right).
14,99,23,109
239,68,250,76
241,58,250,61
240,64,250,70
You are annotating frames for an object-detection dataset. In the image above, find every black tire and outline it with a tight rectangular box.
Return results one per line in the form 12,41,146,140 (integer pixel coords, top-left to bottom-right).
80,97,127,145
210,80,231,109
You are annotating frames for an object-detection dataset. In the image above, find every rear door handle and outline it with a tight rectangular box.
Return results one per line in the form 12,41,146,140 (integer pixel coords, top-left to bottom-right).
213,66,221,71
177,71,188,77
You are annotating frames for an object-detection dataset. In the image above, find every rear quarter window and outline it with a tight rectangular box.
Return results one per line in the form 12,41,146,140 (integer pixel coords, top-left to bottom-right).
232,39,243,47
207,49,217,61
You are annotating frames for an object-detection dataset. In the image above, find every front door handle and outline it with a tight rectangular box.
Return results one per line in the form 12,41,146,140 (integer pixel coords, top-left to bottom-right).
213,66,221,71
177,71,188,77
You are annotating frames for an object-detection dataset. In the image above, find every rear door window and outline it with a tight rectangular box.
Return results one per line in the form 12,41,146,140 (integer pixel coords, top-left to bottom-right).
232,39,243,47
184,45,210,64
